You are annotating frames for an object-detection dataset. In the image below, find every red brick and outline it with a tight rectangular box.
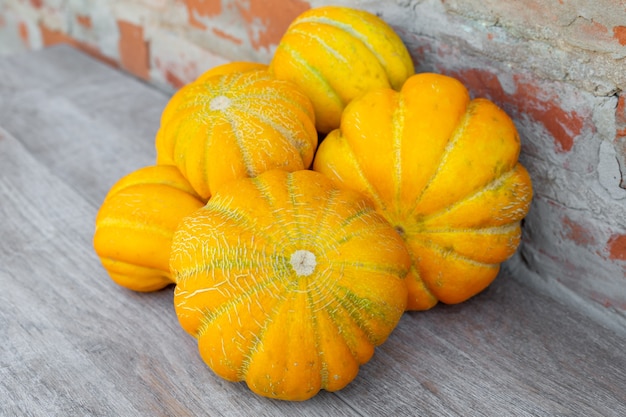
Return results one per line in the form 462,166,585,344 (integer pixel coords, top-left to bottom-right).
39,23,119,68
18,22,29,45
607,233,626,261
212,27,243,45
562,216,596,246
76,14,93,29
449,68,587,153
40,23,74,46
613,26,626,46
616,94,626,126
526,95,583,153
236,0,310,51
117,20,150,80
581,20,608,39
183,0,221,30
164,69,185,89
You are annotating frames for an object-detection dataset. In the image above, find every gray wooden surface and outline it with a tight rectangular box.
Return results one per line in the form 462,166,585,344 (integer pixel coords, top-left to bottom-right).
1,45,625,417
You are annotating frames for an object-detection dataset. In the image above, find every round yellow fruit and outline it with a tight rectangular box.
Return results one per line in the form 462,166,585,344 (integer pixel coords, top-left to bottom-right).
94,165,206,291
170,169,410,400
270,6,415,133
313,73,533,310
155,68,317,200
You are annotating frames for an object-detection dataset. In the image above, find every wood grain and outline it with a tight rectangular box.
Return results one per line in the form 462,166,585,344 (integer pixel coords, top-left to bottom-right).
1,45,625,416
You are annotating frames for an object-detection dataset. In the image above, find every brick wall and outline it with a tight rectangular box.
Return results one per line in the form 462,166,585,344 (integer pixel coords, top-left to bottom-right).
2,0,625,331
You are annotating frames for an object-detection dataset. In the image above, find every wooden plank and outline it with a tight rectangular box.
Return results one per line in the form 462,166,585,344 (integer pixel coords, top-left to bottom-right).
1,45,625,416
0,45,167,207
348,278,626,416
0,128,358,416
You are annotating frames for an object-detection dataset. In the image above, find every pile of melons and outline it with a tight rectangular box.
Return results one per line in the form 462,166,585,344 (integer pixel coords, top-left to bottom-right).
93,6,532,401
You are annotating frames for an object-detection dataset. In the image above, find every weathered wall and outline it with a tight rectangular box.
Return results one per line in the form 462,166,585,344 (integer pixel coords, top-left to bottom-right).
1,0,625,331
